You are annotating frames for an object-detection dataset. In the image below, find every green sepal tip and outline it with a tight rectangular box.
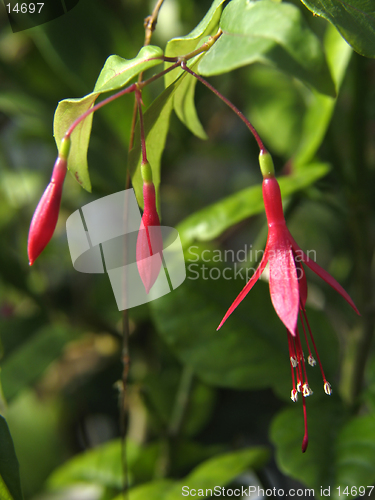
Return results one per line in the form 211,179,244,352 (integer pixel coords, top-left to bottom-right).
59,136,71,160
259,150,275,178
141,161,153,183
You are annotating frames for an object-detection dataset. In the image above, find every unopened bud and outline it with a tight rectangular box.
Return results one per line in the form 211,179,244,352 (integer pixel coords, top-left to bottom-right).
28,155,68,266
136,176,163,294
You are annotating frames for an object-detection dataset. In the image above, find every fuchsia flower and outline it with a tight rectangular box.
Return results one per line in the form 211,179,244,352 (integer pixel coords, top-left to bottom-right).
136,161,163,294
218,152,359,452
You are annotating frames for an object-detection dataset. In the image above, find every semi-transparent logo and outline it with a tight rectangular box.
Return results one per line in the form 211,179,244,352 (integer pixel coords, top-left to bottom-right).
66,189,186,310
4,1,80,32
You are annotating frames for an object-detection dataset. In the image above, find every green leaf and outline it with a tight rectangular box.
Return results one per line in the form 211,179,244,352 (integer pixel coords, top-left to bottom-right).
173,56,208,140
199,0,336,97
244,66,307,159
293,24,352,168
113,447,269,500
272,401,375,499
129,83,177,212
335,413,375,498
53,94,97,192
271,396,346,493
151,269,290,391
47,439,140,491
0,416,23,500
164,0,226,137
299,0,375,58
94,46,163,93
53,45,164,192
166,447,269,499
1,325,77,401
177,163,330,248
113,480,174,500
165,0,226,87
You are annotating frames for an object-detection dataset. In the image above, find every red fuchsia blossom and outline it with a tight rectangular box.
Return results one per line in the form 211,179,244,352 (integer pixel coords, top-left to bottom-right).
28,137,71,266
218,151,359,452
136,161,163,294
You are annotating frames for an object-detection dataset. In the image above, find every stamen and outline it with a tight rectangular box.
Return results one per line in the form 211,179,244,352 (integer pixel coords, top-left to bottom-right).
301,396,308,453
302,383,313,397
291,388,298,402
295,328,310,390
287,329,297,396
301,306,328,383
299,307,315,364
290,356,298,368
297,381,302,393
324,381,332,395
308,354,316,366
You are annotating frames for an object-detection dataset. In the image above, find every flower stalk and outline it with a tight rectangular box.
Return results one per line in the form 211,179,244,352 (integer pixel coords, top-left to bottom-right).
135,88,163,294
217,151,359,451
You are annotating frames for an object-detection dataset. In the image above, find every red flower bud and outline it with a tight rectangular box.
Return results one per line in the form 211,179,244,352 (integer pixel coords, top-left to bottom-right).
136,180,163,294
27,155,67,266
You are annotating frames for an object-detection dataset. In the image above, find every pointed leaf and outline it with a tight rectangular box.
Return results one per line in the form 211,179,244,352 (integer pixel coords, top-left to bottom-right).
151,269,290,391
0,416,23,500
272,400,375,499
126,480,174,500
165,0,226,88
54,94,97,191
199,0,336,96
112,448,269,500
1,325,78,401
293,25,352,167
299,0,375,58
335,413,375,497
271,396,346,492
173,56,208,140
47,439,140,491
165,447,269,499
164,0,225,136
94,46,163,93
53,45,164,192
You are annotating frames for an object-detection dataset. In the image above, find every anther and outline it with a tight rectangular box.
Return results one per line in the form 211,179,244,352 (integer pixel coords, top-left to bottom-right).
291,389,298,402
308,355,316,367
324,381,332,395
290,356,298,368
297,381,302,393
302,383,313,397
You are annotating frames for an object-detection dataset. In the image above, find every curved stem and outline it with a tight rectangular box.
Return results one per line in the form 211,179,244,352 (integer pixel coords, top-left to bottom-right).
180,61,266,153
65,83,137,138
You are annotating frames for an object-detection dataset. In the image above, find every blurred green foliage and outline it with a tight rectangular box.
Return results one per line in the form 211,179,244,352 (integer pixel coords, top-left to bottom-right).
0,0,374,499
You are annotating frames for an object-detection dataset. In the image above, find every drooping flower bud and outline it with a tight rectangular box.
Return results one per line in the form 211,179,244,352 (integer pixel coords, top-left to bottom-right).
28,136,71,266
136,161,163,294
